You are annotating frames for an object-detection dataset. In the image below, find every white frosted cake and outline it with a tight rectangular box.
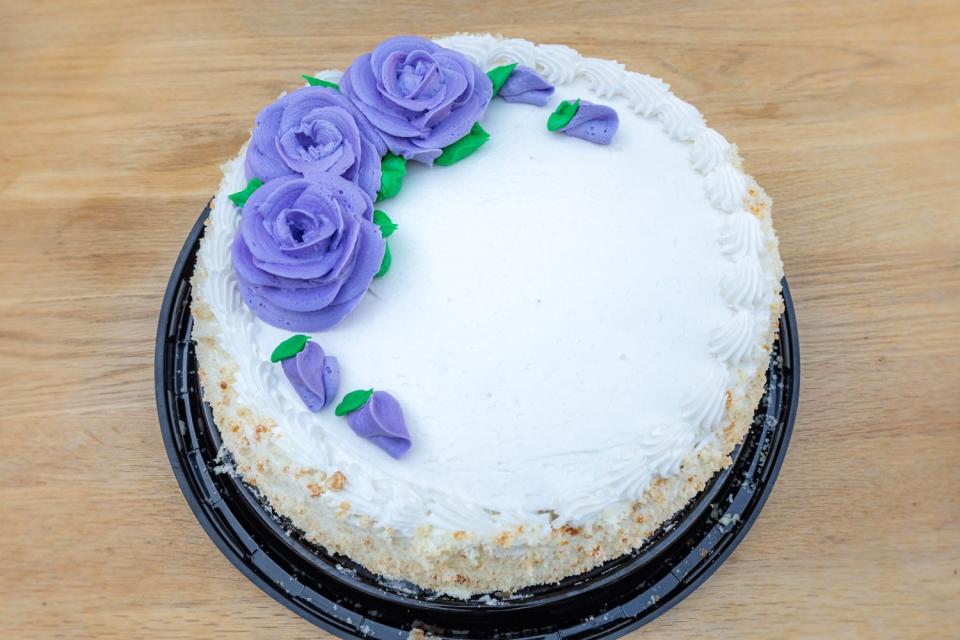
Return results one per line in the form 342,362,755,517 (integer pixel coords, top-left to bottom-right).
191,33,783,597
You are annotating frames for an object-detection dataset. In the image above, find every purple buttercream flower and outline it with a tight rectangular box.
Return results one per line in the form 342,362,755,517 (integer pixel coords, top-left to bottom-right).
346,391,411,458
340,35,493,165
245,86,386,200
500,65,555,106
231,174,385,331
561,101,619,145
281,341,340,412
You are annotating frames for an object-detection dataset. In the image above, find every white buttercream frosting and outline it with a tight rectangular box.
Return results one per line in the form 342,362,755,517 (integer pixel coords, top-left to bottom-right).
196,34,781,539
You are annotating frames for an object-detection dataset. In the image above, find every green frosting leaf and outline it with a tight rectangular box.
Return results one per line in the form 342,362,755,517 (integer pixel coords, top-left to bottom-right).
270,334,310,363
335,388,374,416
302,74,339,90
547,98,581,132
228,178,264,208
434,122,490,166
376,152,407,202
373,210,398,238
487,62,518,95
375,242,392,278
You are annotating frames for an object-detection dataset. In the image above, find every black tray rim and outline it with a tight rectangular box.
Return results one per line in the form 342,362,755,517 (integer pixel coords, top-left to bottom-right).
156,206,800,638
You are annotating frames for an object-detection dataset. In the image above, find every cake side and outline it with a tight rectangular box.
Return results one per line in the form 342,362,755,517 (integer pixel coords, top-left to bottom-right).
190,34,784,597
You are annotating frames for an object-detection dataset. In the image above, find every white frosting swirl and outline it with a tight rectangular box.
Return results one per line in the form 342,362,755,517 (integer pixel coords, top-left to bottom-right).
690,128,732,174
576,57,626,97
682,365,729,439
710,309,759,366
534,44,580,84
721,258,768,308
656,96,705,141
622,72,670,116
705,163,748,212
488,37,539,67
719,210,766,261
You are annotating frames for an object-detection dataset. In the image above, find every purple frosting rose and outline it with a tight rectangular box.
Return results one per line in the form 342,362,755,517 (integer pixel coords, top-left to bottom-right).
281,341,340,412
560,101,619,145
245,86,387,200
500,65,555,106
347,391,411,458
231,174,386,331
340,35,493,165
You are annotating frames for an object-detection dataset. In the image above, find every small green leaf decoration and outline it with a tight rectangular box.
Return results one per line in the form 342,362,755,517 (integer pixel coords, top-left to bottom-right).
375,242,392,278
435,122,490,166
373,210,398,238
270,334,310,363
376,152,407,202
547,98,581,132
487,62,518,95
302,74,339,90
335,388,374,416
228,178,264,208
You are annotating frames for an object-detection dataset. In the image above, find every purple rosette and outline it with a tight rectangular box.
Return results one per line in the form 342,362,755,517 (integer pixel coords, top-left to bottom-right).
340,35,493,165
347,391,411,459
500,65,555,106
231,174,386,331
561,101,619,145
281,341,340,411
245,86,386,200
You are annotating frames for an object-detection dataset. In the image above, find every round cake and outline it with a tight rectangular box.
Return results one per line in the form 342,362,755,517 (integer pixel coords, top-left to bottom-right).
191,33,783,598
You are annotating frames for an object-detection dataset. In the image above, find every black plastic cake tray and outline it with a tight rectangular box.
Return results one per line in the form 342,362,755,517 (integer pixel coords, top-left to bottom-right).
156,205,800,639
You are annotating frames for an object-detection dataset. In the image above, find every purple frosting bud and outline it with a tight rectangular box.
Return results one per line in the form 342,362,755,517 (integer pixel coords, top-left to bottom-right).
499,65,555,106
245,86,386,200
231,174,386,331
281,341,340,412
561,101,619,145
341,35,493,165
347,391,411,458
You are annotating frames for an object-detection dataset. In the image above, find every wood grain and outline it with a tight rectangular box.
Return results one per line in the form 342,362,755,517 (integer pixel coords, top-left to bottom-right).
1,1,958,637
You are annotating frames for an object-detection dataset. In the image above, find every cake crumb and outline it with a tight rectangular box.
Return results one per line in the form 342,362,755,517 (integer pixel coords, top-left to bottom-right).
561,525,581,536
327,470,347,491
453,530,467,540
307,482,324,498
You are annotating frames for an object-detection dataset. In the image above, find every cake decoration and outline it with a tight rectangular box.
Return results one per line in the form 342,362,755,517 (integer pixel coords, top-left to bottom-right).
302,74,339,90
550,99,619,145
372,210,398,237
340,35,493,165
244,86,385,200
193,34,784,598
270,333,310,362
433,122,490,166
231,174,385,331
374,242,392,278
337,389,412,459
547,98,580,131
281,341,341,412
227,177,263,208
486,62,518,94
499,65,555,105
335,388,374,416
376,152,407,201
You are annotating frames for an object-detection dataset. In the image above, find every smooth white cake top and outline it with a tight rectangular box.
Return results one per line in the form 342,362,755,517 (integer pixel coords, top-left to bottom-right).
198,34,777,536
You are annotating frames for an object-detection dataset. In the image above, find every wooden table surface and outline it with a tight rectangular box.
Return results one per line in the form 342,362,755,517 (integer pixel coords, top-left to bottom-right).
2,1,958,637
